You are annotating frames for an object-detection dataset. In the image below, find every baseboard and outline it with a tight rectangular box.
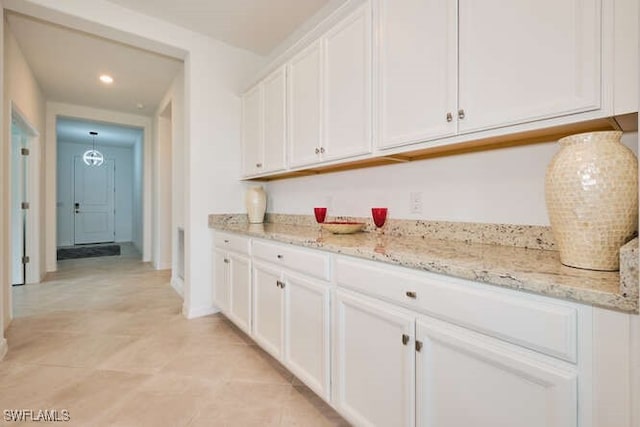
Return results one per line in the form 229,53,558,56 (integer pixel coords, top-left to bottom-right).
171,277,184,297
182,304,219,319
0,338,7,361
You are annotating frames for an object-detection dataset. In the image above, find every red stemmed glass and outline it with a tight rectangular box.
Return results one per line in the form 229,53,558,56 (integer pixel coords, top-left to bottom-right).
314,207,327,224
371,207,387,229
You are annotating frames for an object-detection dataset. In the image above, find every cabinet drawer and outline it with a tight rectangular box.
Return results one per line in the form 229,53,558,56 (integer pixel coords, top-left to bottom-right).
334,256,577,363
252,240,330,281
213,232,250,255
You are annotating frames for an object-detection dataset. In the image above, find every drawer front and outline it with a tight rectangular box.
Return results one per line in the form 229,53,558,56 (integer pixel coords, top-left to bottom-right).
252,239,330,281
213,231,250,255
335,256,577,363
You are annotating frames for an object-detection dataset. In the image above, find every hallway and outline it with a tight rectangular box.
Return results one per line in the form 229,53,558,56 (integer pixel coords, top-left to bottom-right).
1,249,347,426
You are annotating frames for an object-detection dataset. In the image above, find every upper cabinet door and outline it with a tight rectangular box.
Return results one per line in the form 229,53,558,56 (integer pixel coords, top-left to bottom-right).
288,41,323,168
241,85,262,176
458,0,601,134
376,0,457,149
324,3,372,160
262,67,287,173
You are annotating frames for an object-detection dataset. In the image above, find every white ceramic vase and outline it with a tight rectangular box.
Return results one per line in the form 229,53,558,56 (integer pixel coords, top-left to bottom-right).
545,131,638,271
245,185,267,224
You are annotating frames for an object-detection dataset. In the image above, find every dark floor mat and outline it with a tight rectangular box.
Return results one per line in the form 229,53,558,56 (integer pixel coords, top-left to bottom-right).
57,244,121,260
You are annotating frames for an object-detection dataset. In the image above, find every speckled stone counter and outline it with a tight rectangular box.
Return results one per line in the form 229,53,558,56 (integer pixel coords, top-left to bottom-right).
209,214,638,313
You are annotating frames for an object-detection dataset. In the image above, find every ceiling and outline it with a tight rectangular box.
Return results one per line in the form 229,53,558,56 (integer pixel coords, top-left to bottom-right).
6,1,334,146
6,12,183,116
107,0,332,56
57,118,143,148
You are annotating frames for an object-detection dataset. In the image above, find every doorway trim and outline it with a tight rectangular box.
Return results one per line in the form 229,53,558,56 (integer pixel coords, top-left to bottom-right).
10,102,40,286
45,102,153,271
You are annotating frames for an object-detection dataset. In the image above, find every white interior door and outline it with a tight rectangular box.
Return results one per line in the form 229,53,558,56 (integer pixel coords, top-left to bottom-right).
74,156,115,244
11,123,27,285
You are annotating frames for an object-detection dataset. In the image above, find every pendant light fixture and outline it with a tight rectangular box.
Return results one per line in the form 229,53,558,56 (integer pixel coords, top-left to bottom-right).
83,131,104,166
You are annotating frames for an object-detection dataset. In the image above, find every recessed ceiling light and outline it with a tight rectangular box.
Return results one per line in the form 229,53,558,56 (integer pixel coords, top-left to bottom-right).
99,74,114,84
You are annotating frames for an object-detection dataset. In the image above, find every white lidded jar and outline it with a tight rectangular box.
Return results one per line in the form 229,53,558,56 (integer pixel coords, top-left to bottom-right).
245,185,267,224
545,131,638,271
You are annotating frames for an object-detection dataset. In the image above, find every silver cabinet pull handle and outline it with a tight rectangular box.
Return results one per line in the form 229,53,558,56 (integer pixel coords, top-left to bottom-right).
446,112,453,122
458,109,465,120
406,291,417,299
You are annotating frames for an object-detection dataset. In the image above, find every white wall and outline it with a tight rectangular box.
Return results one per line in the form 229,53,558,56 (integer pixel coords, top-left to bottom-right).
2,13,47,334
155,69,185,286
56,141,134,246
3,0,264,319
266,132,639,226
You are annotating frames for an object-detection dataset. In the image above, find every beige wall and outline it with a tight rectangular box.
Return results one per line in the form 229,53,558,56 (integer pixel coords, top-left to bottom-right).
2,15,47,332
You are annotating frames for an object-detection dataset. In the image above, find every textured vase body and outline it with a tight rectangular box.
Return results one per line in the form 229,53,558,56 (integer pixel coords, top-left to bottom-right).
245,186,267,224
545,131,638,271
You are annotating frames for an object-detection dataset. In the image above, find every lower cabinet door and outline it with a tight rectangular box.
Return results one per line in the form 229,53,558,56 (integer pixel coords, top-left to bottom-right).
334,288,416,427
283,272,331,401
252,261,284,358
416,315,578,427
213,249,230,313
228,253,252,334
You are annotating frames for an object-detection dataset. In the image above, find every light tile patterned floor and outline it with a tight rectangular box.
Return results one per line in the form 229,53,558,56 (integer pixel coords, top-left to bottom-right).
1,244,348,426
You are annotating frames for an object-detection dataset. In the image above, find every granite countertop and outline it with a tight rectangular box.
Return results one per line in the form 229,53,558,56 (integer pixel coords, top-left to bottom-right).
209,214,639,313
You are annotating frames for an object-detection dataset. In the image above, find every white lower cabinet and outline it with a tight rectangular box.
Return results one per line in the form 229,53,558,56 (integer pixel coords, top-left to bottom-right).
284,272,331,401
334,288,579,427
334,288,416,427
416,316,578,427
252,260,332,401
213,249,230,313
252,261,284,358
213,247,251,335
227,253,252,334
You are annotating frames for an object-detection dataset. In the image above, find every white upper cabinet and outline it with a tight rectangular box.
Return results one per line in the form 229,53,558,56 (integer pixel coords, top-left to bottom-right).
262,68,287,172
375,0,457,149
289,3,373,168
323,3,372,160
376,0,604,149
241,85,262,176
288,41,324,168
241,66,287,177
457,0,600,134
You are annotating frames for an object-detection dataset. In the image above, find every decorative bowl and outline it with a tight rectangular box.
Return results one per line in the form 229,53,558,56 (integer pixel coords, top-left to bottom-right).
321,221,365,234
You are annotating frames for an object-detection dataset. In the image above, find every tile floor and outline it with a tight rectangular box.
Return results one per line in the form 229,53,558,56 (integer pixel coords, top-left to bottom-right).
1,244,348,426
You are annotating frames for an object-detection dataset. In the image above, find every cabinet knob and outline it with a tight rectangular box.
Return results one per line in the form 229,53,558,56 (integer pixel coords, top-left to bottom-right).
256,163,263,168
277,254,283,259
276,280,285,288
402,334,410,346
458,109,465,120
405,291,417,299
319,147,325,154
315,148,320,154
223,258,230,264
446,112,453,122
224,239,229,243
415,340,423,352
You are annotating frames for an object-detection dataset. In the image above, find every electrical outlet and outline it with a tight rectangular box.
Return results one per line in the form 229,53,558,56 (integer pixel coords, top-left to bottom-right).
410,192,422,214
